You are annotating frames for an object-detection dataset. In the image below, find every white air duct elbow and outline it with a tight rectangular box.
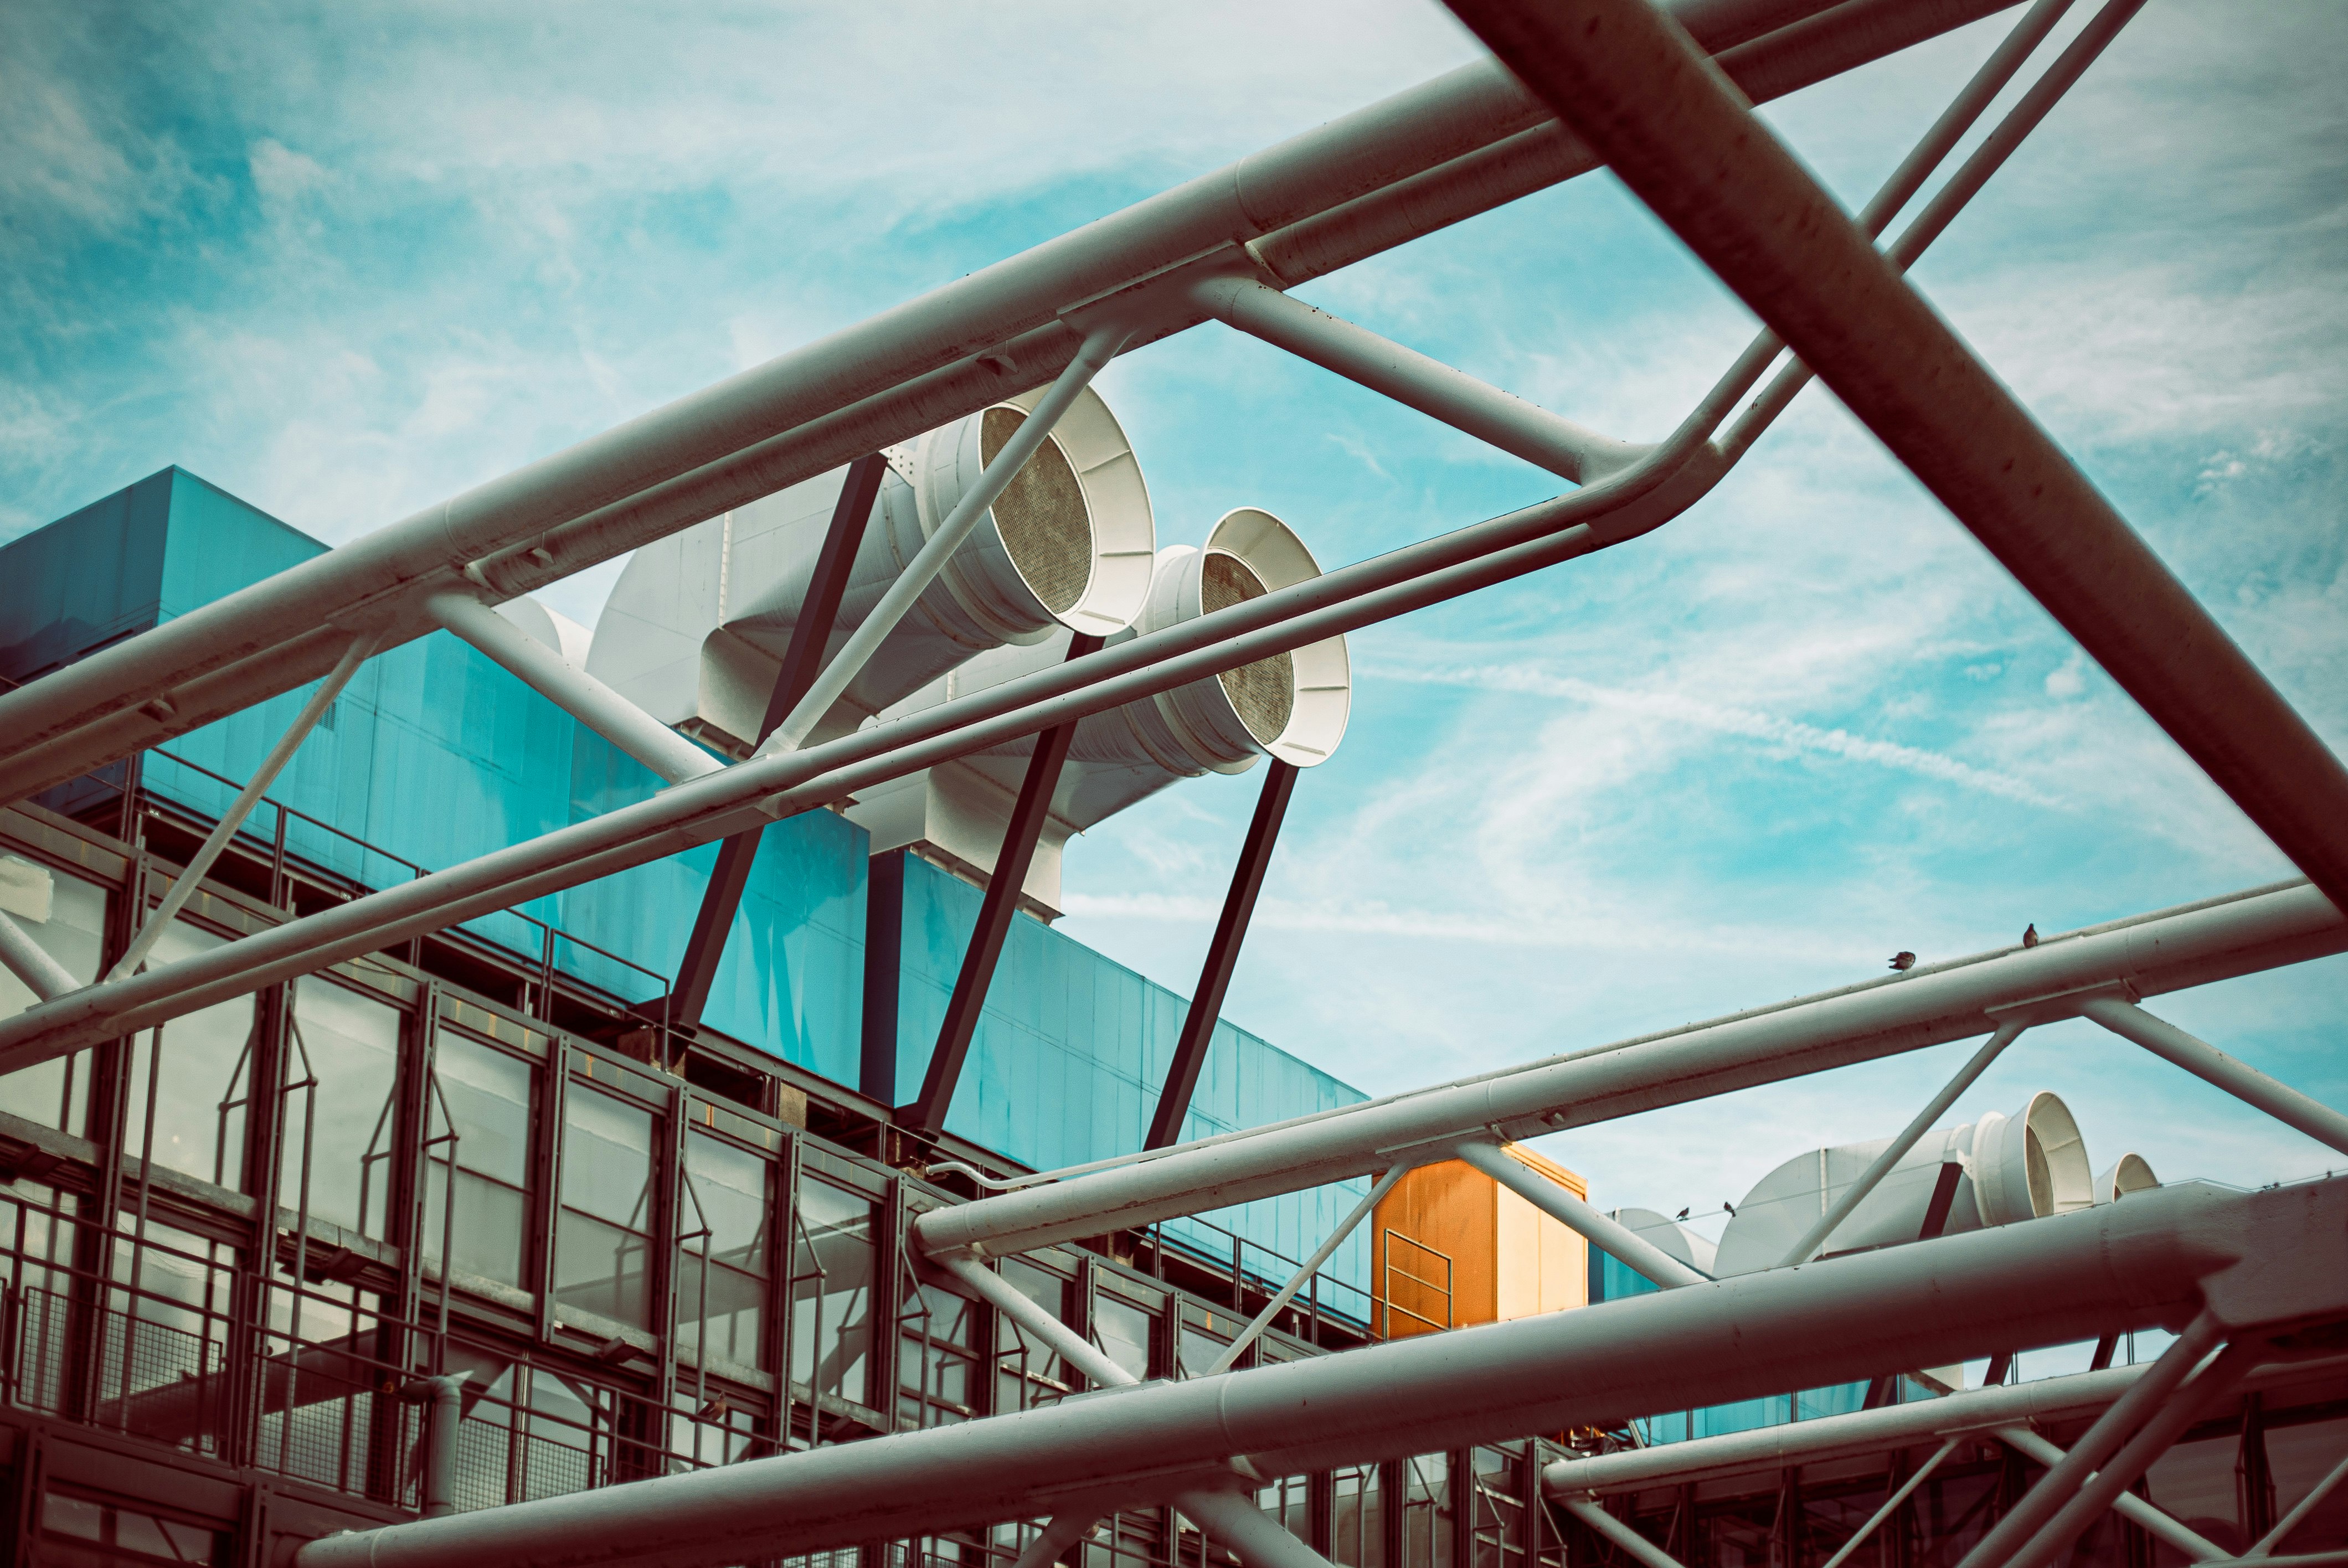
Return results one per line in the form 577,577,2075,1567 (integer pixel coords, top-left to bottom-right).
846,507,1352,914
584,386,1154,754
1712,1091,2095,1277
2093,1153,2158,1203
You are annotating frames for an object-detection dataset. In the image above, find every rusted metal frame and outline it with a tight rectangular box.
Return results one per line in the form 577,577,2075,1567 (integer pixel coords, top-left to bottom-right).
1145,760,1300,1152
669,453,890,1038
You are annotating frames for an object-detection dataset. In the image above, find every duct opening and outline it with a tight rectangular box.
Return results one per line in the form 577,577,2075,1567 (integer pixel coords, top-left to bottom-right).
979,408,1093,617
1201,551,1294,746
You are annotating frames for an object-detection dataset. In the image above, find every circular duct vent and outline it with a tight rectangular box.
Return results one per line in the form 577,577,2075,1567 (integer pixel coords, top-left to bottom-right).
1200,551,1295,746
979,408,1094,617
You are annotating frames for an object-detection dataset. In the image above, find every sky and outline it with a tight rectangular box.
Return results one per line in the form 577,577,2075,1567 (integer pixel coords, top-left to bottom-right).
5,0,2345,1239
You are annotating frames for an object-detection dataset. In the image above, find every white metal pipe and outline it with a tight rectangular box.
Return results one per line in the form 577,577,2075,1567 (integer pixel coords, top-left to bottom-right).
106,633,373,982
1453,1139,1710,1288
291,1178,2348,1568
1817,1436,1961,1568
1558,1498,1690,1568
1195,277,1647,484
1207,1163,1408,1377
0,911,78,1001
1008,1514,1098,1568
1949,1312,2225,1568
2082,998,2348,1157
908,884,2340,1262
1777,1020,2027,1267
1995,1422,2226,1561
932,1251,1130,1390
426,592,723,786
2004,1339,2259,1568
2248,1447,2348,1559
761,327,1129,755
0,0,2023,814
940,1251,1328,1568
1538,1356,2341,1498
0,0,2094,1063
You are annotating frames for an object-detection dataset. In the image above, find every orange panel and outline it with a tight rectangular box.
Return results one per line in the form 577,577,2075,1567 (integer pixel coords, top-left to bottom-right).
1372,1144,1587,1337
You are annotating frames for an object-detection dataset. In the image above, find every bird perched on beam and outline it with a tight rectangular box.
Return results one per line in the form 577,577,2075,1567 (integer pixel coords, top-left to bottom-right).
1889,951,1917,972
2022,923,2039,948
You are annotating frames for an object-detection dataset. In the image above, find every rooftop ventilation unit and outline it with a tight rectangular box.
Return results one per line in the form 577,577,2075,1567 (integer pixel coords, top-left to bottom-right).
2094,1152,2159,1204
848,507,1352,914
1712,1091,2098,1277
583,386,1155,755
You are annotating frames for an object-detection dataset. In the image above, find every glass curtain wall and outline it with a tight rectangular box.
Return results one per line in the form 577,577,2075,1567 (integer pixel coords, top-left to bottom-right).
791,1178,877,1411
556,1086,657,1328
280,975,404,1240
0,853,105,1134
995,1257,1075,1412
674,1131,771,1371
124,920,258,1192
423,1031,537,1288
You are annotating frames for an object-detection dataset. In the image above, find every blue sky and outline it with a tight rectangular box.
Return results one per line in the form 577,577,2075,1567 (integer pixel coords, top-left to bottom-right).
6,0,2344,1233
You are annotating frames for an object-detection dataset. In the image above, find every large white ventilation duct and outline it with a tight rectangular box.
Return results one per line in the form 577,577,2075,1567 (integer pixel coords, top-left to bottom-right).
1712,1091,2095,1277
847,507,1352,914
2094,1153,2159,1204
584,386,1155,755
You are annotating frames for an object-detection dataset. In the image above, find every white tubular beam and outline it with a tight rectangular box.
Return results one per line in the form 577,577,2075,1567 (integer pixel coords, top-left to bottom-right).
761,324,1128,755
1556,1499,1692,1568
2249,1448,2348,1559
1995,1423,2227,1561
1208,1164,1409,1377
106,634,373,982
910,880,2341,1262
2082,998,2348,1157
0,0,2033,812
1949,1313,2227,1568
1453,1139,1709,1289
1538,1356,2341,1499
933,1252,1132,1390
0,912,78,1001
939,1250,1327,1568
1817,1436,1961,1568
1778,1020,2027,1268
1195,276,1646,483
1180,1489,1340,1568
292,1178,2348,1568
1008,1515,1099,1568
425,591,721,786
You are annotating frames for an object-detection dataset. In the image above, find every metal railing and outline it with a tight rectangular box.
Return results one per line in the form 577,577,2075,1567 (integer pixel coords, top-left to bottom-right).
1377,1229,1455,1338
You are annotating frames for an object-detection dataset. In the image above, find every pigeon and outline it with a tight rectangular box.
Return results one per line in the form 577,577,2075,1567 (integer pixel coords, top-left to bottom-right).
2022,923,2039,948
1675,1207,1690,1221
1722,1200,1738,1218
1889,951,1917,972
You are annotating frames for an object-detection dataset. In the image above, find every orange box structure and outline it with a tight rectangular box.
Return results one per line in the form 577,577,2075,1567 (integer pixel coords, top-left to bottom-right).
1371,1143,1589,1338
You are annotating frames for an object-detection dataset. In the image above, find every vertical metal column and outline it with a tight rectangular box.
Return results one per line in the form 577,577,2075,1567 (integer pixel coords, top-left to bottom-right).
899,635,1104,1139
1145,760,1298,1151
859,850,907,1105
667,453,889,1039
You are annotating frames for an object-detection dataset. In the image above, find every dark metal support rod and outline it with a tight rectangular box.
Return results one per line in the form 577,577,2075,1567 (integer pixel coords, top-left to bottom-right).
901,635,1104,1137
1146,759,1298,1151
668,453,888,1035
1439,0,2348,916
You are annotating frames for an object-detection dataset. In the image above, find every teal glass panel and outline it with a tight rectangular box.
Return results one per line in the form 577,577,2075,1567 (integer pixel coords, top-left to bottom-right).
11,468,867,1080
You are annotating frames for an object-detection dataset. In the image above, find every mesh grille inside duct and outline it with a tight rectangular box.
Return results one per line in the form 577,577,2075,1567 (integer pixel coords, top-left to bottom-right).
1201,553,1294,746
979,409,1093,616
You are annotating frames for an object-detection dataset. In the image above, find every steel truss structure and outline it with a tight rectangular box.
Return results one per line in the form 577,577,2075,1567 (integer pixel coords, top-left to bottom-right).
3,0,2344,1565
